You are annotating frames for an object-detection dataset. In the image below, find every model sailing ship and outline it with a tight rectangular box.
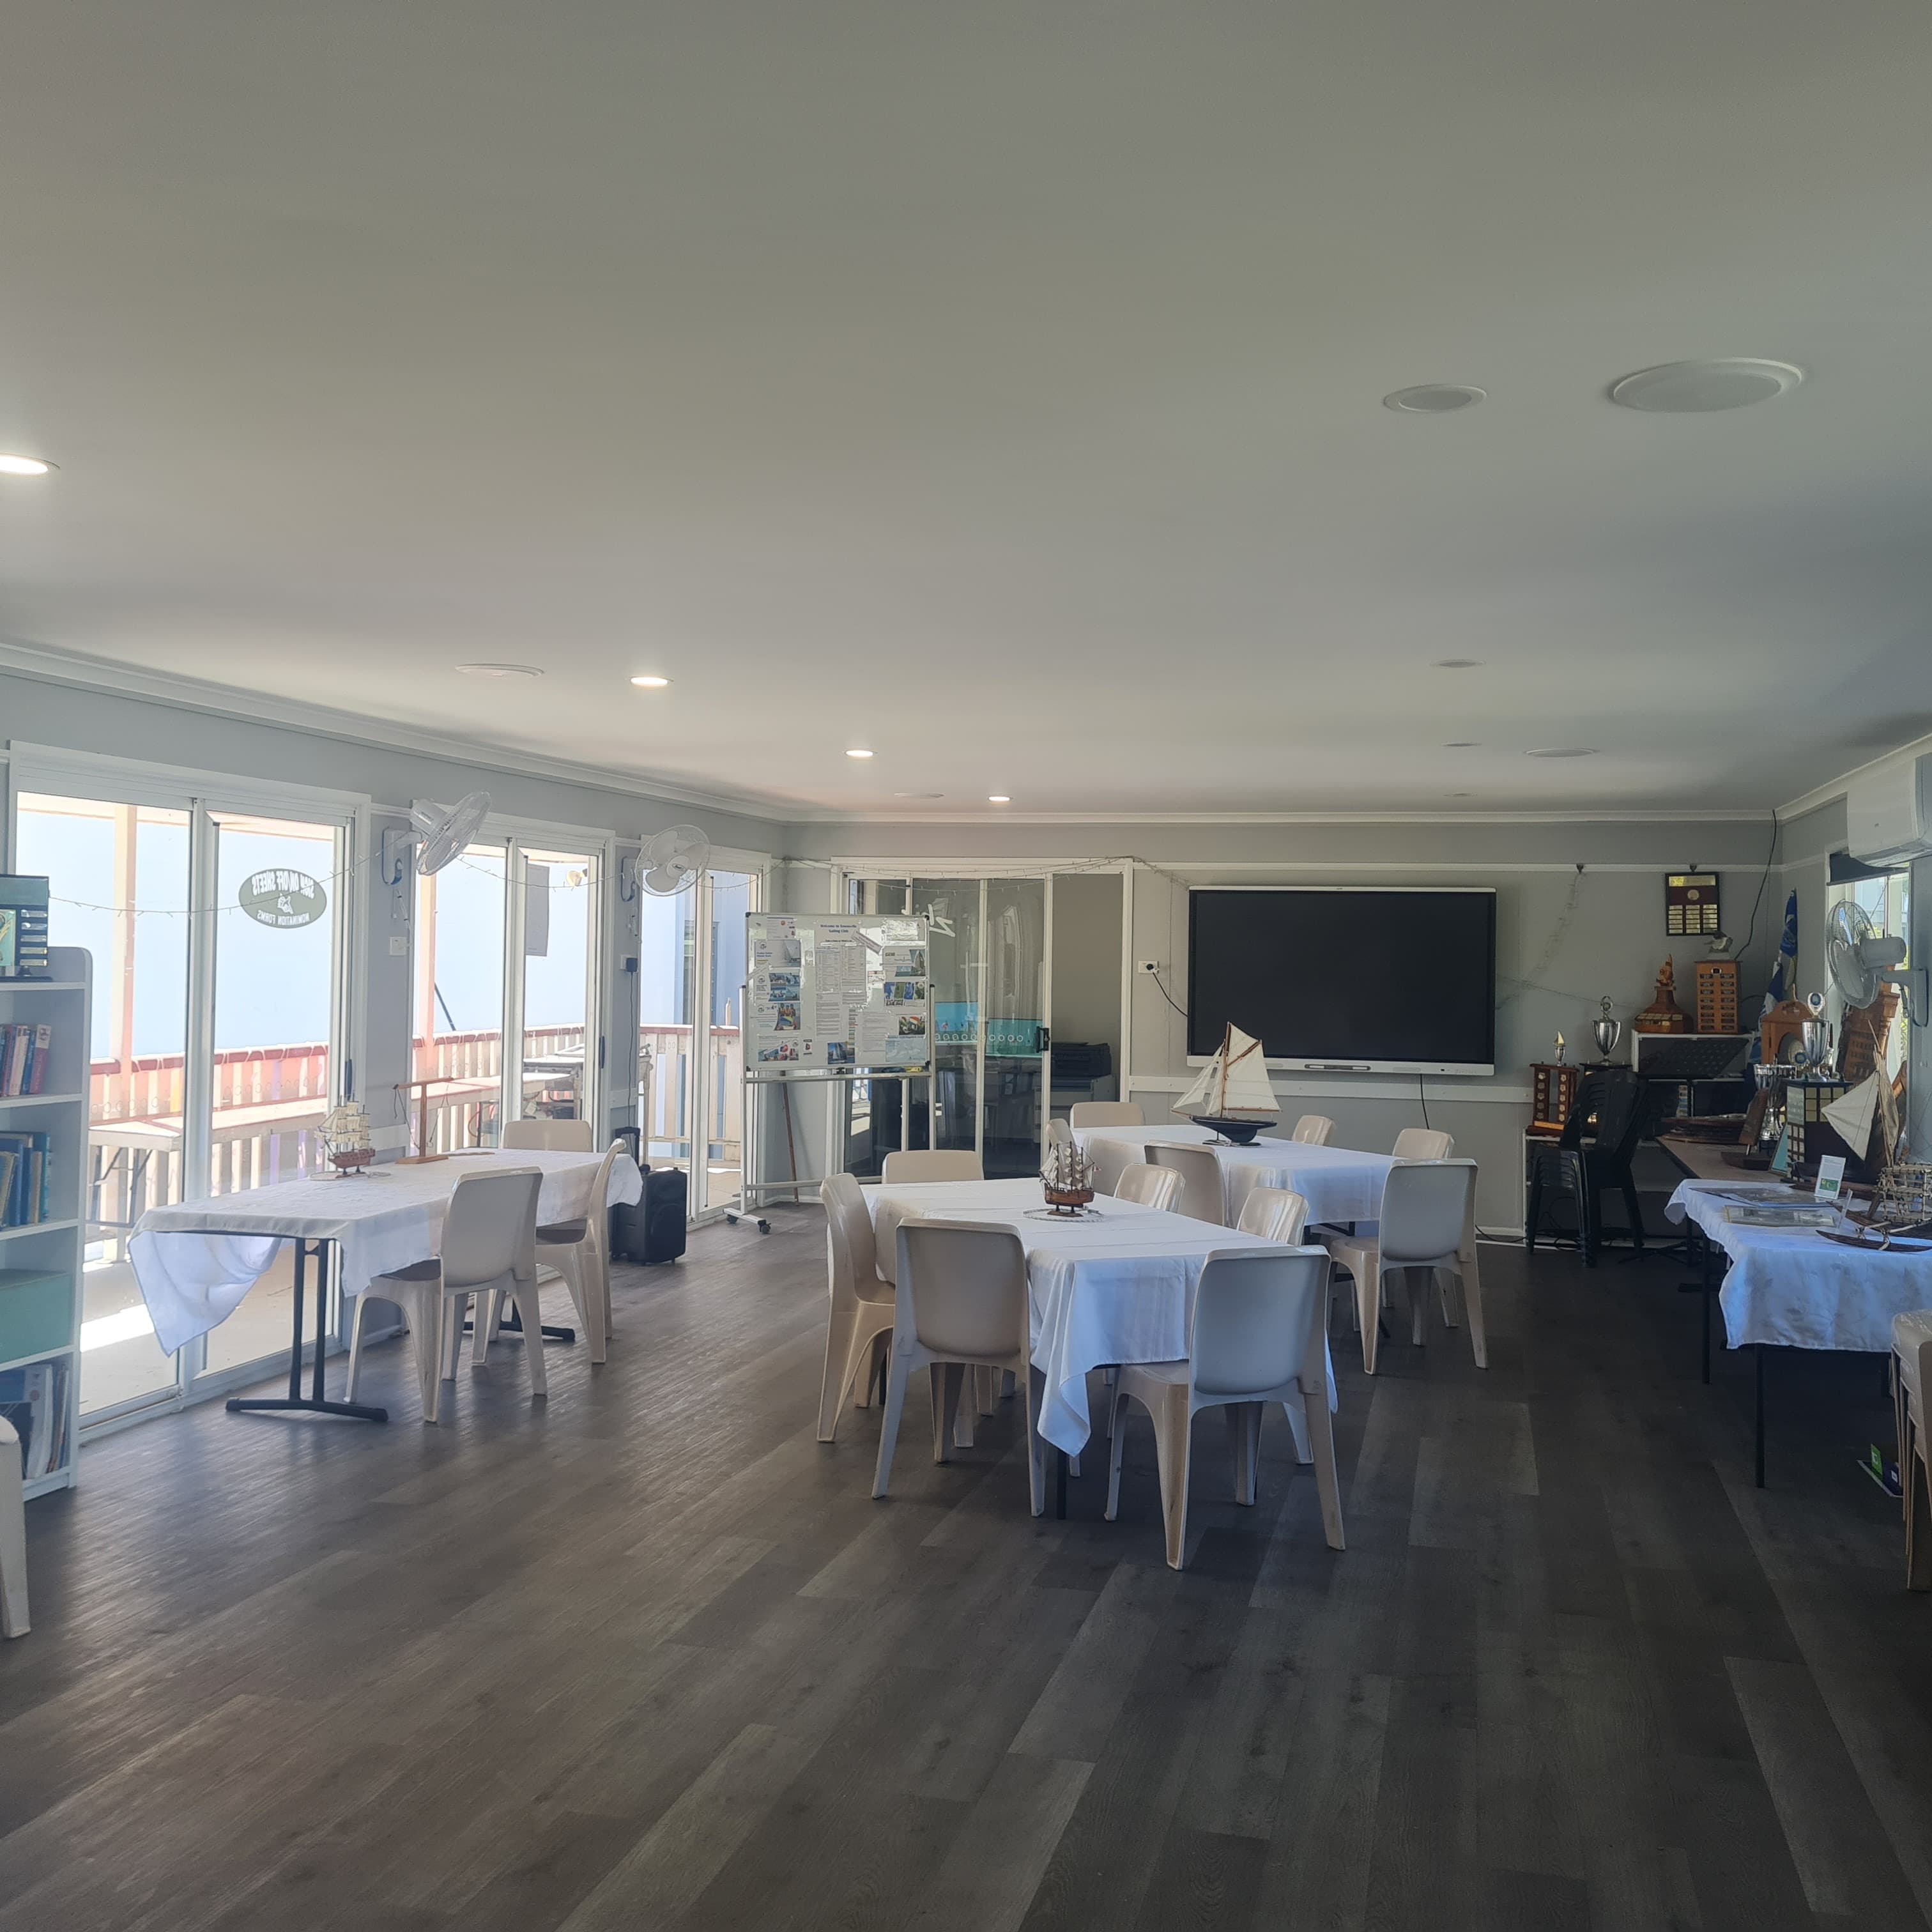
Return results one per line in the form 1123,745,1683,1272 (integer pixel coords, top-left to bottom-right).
320,1101,375,1176
1173,1023,1278,1144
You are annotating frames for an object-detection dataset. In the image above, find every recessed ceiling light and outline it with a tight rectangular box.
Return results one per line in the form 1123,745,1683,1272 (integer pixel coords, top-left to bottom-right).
1526,746,1598,758
1384,385,1486,414
894,791,944,799
629,674,671,689
1433,659,1482,670
846,748,874,760
0,454,53,476
988,795,1011,804
1608,358,1804,412
456,662,542,678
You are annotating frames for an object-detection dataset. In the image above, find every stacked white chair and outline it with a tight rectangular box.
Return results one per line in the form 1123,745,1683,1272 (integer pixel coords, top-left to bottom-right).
1114,1163,1183,1213
818,1174,896,1441
1149,1143,1225,1225
873,1219,1047,1513
1290,1115,1336,1146
1105,1247,1345,1569
346,1165,546,1422
1894,1310,1932,1590
1321,1159,1483,1374
1068,1102,1144,1128
881,1149,984,1182
0,1417,26,1637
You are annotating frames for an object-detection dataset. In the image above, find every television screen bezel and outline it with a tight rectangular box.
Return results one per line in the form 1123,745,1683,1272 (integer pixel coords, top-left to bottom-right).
1184,884,1498,1078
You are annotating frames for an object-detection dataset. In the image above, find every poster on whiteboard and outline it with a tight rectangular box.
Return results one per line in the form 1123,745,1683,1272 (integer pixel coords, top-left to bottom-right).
745,913,931,1074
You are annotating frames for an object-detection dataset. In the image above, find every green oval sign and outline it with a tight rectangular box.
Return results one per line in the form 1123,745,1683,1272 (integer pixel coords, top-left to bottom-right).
239,868,327,930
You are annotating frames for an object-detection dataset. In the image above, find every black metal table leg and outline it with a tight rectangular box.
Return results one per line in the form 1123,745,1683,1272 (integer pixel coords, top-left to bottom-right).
1055,1446,1068,1520
1754,1344,1766,1488
227,1238,388,1423
1702,1236,1713,1384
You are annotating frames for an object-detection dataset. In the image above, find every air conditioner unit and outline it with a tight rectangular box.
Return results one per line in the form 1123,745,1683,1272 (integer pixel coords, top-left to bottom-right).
1845,751,1932,866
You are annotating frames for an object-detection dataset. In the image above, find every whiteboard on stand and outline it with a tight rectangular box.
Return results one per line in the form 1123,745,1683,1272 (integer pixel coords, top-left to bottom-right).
744,913,932,1075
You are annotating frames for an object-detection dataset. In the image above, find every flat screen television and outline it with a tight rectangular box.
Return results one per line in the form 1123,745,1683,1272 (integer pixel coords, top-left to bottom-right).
1186,887,1497,1075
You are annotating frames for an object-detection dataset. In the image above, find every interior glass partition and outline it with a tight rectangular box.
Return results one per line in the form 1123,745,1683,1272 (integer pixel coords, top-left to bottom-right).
412,845,508,1153
518,848,596,1123
983,877,1050,1177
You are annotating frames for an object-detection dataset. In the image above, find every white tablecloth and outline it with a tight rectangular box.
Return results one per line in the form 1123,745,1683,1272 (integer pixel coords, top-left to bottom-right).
129,1150,644,1355
1664,1179,1932,1353
866,1177,1334,1455
1073,1123,1399,1227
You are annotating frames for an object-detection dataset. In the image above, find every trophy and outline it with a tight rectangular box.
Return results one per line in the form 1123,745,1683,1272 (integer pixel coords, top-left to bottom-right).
1591,997,1622,1064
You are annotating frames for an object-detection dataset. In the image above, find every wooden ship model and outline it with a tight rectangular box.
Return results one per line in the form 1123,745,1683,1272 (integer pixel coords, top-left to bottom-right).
1173,1023,1278,1144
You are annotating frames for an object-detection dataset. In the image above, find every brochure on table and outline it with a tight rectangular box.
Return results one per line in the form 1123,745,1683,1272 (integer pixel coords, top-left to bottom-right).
745,914,931,1074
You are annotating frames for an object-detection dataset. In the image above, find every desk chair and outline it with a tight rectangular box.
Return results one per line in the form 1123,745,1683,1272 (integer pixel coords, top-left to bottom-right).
1149,1143,1225,1224
1115,1163,1183,1212
348,1166,545,1422
818,1174,896,1441
475,1137,627,1364
882,1149,984,1183
1392,1128,1454,1160
1524,1071,1647,1265
1290,1116,1336,1146
1105,1248,1344,1569
1069,1103,1144,1128
0,1418,26,1637
1236,1186,1310,1243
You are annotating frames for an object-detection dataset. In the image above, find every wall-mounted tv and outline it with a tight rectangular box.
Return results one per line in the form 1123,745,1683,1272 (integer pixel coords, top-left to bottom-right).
1186,887,1497,1075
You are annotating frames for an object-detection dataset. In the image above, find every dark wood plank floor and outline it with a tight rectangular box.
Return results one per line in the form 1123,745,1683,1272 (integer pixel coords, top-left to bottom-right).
3,1215,1930,1931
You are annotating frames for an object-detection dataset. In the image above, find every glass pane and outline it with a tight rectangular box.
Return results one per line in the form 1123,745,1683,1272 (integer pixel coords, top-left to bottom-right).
520,850,594,1123
912,879,982,1156
704,871,755,1211
413,845,507,1152
638,882,696,1170
203,815,341,1377
15,793,188,1416
843,880,908,1174
983,878,1047,1177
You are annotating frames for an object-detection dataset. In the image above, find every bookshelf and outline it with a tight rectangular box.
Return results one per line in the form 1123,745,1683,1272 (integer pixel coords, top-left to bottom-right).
0,947,91,1500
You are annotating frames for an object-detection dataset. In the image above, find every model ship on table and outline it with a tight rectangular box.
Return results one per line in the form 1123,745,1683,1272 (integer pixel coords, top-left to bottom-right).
1173,1023,1278,1144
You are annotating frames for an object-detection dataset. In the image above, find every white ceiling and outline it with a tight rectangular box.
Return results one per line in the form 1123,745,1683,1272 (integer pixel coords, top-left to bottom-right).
3,3,1931,821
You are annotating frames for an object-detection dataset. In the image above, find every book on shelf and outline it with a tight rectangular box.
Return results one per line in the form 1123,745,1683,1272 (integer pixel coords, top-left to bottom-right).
0,1131,52,1226
0,1358,66,1481
0,1022,54,1096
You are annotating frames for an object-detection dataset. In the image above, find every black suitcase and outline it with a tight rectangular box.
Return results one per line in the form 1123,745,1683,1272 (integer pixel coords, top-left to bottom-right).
613,1165,687,1264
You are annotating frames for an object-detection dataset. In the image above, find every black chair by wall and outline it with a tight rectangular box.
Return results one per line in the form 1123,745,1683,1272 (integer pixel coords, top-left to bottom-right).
1525,1070,1649,1266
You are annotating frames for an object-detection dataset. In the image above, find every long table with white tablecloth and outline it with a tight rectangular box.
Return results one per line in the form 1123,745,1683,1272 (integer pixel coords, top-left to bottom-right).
1071,1123,1398,1227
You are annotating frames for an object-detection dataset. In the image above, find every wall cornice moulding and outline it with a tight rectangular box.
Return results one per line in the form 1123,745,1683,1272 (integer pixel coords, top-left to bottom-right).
0,635,791,829
787,806,1775,827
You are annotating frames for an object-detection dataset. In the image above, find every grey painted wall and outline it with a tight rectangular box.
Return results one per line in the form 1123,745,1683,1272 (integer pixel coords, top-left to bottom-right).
1050,871,1123,1079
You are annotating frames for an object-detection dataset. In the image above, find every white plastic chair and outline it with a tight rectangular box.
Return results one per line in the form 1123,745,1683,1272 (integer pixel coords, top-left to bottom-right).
1105,1248,1344,1569
346,1165,546,1422
1894,1310,1932,1590
502,1117,597,1153
882,1149,984,1183
1149,1143,1225,1225
1236,1186,1309,1243
1115,1163,1183,1213
818,1174,896,1441
0,1417,26,1638
1291,1115,1336,1146
873,1218,1046,1514
1321,1160,1483,1374
1045,1119,1073,1149
1392,1127,1453,1160
476,1137,625,1364
1069,1102,1144,1128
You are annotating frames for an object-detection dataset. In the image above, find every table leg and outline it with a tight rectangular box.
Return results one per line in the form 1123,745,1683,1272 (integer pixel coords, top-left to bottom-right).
1755,1344,1766,1489
1702,1237,1713,1385
1055,1446,1068,1521
227,1239,389,1423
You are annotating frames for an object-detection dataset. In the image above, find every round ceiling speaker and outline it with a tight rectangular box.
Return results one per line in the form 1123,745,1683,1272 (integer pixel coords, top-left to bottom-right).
1608,359,1803,412
1384,384,1486,414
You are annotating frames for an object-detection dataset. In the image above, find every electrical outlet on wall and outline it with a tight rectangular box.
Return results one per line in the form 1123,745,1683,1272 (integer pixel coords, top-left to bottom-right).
388,935,408,956
1137,960,1165,976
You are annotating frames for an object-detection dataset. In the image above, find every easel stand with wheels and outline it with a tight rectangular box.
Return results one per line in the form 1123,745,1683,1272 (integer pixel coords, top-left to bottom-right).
728,1068,926,1232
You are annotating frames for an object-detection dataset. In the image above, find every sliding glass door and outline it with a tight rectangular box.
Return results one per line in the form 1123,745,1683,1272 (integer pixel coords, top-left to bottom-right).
11,785,353,1423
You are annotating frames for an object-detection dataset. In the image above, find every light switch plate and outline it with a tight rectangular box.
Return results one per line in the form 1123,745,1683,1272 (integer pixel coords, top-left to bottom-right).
389,935,408,956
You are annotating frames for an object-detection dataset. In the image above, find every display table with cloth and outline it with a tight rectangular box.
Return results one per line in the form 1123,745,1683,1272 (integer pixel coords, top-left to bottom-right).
1071,1123,1398,1227
130,1149,643,1424
1664,1177,1932,1483
866,1177,1337,1464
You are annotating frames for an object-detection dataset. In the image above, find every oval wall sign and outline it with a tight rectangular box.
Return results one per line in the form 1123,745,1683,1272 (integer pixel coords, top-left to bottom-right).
239,868,328,929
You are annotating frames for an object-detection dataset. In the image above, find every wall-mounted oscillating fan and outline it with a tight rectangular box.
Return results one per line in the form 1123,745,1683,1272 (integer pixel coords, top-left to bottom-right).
641,824,710,896
1825,899,1927,1025
379,790,493,884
